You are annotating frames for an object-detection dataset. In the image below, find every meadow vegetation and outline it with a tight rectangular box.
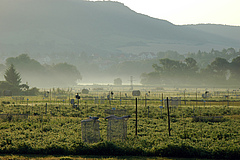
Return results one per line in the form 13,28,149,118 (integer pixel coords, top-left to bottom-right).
0,88,239,159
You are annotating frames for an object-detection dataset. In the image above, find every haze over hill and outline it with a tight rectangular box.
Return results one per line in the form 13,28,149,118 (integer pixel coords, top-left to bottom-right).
0,0,240,86
1,0,239,57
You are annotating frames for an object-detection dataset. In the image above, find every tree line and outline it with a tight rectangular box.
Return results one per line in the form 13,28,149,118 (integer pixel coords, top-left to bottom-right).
0,64,39,96
0,48,239,91
0,54,82,95
103,48,240,80
140,56,240,87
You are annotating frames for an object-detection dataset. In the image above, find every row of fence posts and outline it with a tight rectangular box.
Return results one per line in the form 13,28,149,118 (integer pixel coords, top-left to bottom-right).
7,91,238,109
134,95,171,137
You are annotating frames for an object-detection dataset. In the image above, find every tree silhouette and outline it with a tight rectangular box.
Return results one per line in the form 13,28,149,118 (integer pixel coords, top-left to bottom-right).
229,56,240,83
4,64,22,87
114,78,122,85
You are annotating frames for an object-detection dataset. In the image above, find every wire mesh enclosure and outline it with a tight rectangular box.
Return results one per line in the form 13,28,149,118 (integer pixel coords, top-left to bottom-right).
81,116,100,143
105,115,130,141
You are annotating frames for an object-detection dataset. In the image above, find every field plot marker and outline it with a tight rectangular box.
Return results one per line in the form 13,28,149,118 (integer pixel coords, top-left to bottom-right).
132,90,141,136
167,97,171,136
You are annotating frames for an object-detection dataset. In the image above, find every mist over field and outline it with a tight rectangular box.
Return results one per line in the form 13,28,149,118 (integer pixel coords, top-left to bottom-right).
0,0,240,88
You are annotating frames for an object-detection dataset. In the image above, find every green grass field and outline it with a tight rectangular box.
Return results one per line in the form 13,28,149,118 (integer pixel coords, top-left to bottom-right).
0,88,239,159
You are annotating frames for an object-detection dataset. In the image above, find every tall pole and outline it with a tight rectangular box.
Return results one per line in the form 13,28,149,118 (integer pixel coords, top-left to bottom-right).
135,98,137,136
45,103,47,115
196,88,197,107
167,97,171,136
148,106,150,118
109,91,111,106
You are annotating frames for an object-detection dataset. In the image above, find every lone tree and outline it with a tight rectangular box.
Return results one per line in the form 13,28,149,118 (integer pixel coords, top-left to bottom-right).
4,64,22,87
114,78,122,85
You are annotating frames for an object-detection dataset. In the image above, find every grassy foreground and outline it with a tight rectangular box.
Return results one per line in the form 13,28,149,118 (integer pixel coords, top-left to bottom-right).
0,93,239,159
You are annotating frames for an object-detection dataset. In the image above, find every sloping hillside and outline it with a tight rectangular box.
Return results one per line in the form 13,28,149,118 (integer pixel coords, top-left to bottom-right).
1,0,239,59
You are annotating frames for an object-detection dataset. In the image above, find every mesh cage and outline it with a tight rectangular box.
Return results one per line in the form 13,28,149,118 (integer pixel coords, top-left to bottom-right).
81,117,100,143
105,115,130,141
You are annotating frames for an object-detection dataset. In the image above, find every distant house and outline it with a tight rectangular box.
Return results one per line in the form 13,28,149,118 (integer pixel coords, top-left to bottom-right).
138,52,157,60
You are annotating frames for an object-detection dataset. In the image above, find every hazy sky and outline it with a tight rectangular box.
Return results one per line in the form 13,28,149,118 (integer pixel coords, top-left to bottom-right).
92,0,240,26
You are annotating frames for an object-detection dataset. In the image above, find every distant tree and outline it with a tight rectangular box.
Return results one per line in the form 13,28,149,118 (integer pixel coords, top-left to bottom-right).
4,64,21,87
226,48,236,54
229,56,240,83
185,57,198,72
140,72,161,85
0,64,5,74
6,54,44,72
210,57,229,72
5,54,46,87
141,58,189,85
0,81,16,93
183,57,199,84
49,62,82,86
141,57,201,86
156,58,187,82
51,63,82,77
5,54,83,87
200,57,230,85
114,78,122,85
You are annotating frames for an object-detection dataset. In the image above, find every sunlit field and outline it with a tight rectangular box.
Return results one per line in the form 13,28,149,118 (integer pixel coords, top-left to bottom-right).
0,87,239,159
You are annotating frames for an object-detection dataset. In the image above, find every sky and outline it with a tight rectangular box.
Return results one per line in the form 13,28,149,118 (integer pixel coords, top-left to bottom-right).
92,0,240,26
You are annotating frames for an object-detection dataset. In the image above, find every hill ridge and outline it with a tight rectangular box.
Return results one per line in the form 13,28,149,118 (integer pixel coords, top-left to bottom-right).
0,0,239,58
